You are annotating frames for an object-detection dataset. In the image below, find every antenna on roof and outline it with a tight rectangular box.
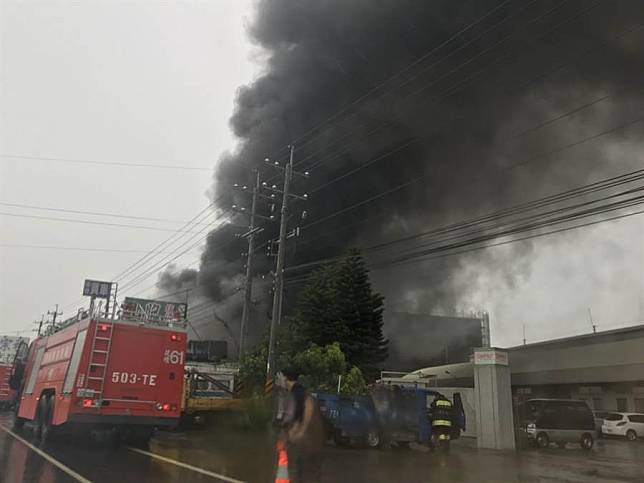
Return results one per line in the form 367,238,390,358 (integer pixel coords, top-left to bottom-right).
522,323,526,346
587,307,597,333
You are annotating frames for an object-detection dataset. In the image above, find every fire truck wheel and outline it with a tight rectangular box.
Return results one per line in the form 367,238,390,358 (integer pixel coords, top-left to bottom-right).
127,427,154,447
34,396,47,441
12,416,25,430
35,395,54,444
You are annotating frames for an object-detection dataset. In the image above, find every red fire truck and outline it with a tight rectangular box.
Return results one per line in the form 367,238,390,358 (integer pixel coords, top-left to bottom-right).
1,336,29,410
14,314,186,443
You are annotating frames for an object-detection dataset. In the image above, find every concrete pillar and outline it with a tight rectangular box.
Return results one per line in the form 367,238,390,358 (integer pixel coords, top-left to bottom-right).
473,347,515,450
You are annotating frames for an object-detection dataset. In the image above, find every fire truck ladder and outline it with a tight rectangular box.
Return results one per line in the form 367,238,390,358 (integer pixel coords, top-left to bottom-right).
85,321,114,402
0,367,10,399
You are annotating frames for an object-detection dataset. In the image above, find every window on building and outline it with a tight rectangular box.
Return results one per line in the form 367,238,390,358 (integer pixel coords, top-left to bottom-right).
592,398,603,411
635,398,644,413
616,398,628,412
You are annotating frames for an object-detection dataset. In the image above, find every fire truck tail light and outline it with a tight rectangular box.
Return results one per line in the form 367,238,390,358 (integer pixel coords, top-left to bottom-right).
98,324,109,332
82,399,93,407
156,403,175,411
170,334,181,341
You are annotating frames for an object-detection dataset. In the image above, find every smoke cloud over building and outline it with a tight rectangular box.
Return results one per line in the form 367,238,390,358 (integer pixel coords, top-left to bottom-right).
161,0,644,351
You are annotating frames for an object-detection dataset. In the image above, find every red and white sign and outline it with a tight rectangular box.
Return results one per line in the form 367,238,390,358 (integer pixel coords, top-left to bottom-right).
474,349,508,366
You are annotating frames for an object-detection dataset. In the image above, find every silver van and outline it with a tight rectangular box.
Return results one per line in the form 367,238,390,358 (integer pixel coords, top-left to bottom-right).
520,399,596,450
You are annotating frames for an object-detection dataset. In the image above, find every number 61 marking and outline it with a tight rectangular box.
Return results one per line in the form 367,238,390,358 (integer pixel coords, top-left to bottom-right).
163,350,184,365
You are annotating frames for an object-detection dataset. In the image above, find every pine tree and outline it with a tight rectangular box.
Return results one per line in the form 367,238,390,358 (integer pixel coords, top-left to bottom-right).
292,249,388,378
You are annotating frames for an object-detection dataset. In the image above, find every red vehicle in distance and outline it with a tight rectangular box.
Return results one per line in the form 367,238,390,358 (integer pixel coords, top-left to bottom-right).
0,336,29,411
14,311,187,444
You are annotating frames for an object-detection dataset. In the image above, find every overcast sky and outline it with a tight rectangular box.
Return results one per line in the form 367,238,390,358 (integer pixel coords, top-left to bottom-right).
1,1,258,335
1,1,642,349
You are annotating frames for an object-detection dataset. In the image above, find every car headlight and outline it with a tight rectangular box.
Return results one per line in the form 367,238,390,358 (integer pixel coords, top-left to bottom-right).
526,423,536,434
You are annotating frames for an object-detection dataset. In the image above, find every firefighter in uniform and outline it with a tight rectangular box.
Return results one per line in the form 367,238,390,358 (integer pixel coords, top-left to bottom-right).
429,394,453,452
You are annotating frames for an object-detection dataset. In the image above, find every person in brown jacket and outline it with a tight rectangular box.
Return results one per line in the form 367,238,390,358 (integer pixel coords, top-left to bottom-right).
280,368,325,483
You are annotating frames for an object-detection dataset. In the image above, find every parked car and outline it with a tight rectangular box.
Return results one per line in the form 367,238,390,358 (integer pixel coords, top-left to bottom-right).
601,413,644,441
519,399,596,450
593,411,622,437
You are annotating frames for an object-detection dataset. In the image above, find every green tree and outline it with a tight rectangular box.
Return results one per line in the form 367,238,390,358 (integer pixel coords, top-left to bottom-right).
293,249,388,378
238,340,368,396
293,342,346,393
340,366,368,395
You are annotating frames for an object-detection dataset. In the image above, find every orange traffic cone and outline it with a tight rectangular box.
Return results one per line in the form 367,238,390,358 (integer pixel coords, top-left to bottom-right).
275,439,290,483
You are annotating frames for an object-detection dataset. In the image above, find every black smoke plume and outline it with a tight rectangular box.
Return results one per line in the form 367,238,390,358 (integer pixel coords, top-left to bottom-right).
162,0,644,356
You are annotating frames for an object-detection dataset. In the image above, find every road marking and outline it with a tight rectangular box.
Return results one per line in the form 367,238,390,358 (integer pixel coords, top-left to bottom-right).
0,424,92,483
128,447,246,483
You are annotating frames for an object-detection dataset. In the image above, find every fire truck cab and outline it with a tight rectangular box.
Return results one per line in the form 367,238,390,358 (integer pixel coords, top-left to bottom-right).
14,314,186,443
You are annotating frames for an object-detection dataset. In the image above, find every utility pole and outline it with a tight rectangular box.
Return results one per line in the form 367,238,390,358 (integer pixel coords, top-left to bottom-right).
231,145,307,378
239,170,260,360
47,304,62,331
266,145,294,379
34,314,45,337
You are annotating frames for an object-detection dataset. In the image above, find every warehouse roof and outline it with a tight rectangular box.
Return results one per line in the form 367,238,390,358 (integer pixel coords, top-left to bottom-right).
506,323,644,352
404,323,644,387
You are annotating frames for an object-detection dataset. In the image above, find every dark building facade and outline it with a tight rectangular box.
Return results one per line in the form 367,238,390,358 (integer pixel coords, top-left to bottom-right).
384,312,485,372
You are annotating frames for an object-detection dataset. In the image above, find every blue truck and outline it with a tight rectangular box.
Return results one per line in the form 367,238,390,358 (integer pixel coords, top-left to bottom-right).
314,385,465,449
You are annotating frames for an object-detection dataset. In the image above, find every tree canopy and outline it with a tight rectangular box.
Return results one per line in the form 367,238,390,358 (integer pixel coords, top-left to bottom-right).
238,249,386,394
289,249,388,378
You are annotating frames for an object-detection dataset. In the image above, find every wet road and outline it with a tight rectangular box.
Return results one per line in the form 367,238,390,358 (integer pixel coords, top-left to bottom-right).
1,413,644,483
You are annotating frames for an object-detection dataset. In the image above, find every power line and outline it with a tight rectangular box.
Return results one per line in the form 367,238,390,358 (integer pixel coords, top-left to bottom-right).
0,202,215,226
118,218,237,292
57,202,219,315
290,0,515,152
1,154,213,171
284,170,644,275
0,244,202,254
285,198,644,281
300,115,643,233
0,211,206,233
111,203,217,282
293,0,607,172
376,204,644,271
374,193,644,267
292,0,575,169
365,170,644,253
